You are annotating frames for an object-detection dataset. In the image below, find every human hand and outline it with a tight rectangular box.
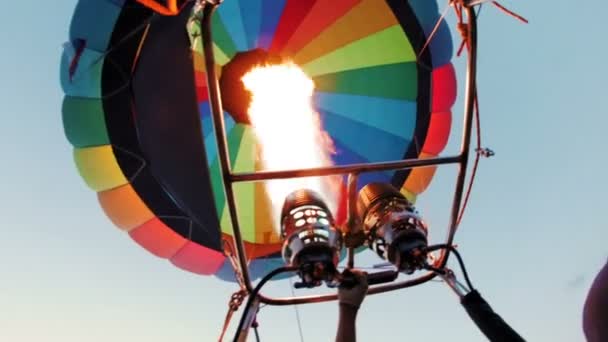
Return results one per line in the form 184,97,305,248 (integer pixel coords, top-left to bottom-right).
338,269,369,309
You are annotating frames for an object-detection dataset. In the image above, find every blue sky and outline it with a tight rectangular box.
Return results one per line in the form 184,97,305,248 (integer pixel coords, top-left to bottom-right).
1,1,607,341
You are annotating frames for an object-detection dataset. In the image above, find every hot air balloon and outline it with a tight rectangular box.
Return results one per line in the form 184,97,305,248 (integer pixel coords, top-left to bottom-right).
61,0,455,282
61,1,534,340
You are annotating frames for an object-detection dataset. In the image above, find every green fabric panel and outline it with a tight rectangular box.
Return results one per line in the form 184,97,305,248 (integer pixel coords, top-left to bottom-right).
313,62,418,100
303,25,415,77
62,96,109,148
211,14,238,59
214,124,246,235
232,127,257,242
232,127,256,173
188,11,233,65
228,124,246,166
213,44,231,66
209,160,226,230
220,206,233,238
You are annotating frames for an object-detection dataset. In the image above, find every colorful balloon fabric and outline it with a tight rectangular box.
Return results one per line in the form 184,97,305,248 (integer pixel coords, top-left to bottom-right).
60,0,456,282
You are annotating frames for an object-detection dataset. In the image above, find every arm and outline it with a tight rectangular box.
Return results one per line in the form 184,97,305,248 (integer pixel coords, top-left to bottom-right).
460,290,525,342
336,270,368,342
583,258,608,342
336,304,359,342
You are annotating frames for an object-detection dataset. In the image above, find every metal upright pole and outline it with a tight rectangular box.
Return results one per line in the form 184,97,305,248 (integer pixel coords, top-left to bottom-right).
441,3,479,267
201,2,253,292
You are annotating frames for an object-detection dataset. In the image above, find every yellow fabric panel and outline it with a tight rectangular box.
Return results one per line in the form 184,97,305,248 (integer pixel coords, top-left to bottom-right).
254,180,281,245
193,52,206,72
98,184,155,231
192,52,223,77
73,145,128,192
400,187,418,204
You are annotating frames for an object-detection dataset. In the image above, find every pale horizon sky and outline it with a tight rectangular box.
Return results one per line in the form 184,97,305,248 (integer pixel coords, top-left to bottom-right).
1,1,607,341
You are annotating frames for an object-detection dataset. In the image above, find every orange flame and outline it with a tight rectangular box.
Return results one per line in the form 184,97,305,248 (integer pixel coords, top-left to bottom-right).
242,62,340,233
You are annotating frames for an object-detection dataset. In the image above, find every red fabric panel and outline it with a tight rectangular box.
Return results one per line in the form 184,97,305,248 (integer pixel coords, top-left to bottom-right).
422,111,452,155
334,182,348,226
281,0,360,56
221,233,282,259
129,217,188,258
196,86,208,102
170,241,225,275
269,0,317,55
431,63,457,112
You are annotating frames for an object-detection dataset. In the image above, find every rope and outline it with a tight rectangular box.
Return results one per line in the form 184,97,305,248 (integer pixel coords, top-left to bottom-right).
456,88,482,227
222,239,247,288
218,289,247,341
490,1,528,23
417,1,451,58
217,239,249,341
420,0,527,59
136,0,182,15
439,0,524,227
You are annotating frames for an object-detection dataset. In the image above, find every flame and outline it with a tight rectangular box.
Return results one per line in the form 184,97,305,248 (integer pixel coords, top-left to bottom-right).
242,62,340,233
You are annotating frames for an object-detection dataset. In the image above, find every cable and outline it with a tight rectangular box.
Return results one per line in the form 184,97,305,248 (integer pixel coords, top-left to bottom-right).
447,245,474,291
253,325,260,342
425,244,475,291
232,266,298,341
288,277,305,342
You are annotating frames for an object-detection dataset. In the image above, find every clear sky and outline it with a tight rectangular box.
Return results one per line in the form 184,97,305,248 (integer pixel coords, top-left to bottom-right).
1,1,607,341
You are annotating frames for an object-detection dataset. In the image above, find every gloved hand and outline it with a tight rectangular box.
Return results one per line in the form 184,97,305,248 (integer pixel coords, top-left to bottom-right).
338,269,369,309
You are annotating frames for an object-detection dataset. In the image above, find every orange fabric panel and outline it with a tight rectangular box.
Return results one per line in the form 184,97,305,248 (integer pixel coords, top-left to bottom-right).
192,53,222,79
129,217,189,258
98,184,155,231
403,153,438,195
192,51,206,73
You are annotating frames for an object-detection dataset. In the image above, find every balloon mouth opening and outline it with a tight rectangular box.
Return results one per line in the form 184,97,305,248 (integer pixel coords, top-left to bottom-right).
219,49,284,125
